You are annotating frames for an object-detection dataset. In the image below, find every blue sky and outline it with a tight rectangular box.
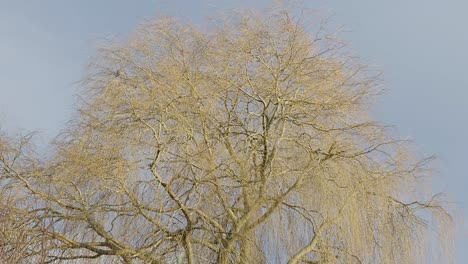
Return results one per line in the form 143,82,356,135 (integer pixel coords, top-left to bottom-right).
0,0,466,261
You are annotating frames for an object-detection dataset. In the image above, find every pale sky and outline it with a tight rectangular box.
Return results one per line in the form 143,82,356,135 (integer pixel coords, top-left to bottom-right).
1,0,466,261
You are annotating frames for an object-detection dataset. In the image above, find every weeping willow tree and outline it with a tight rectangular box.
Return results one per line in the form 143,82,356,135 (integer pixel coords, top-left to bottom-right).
0,5,454,264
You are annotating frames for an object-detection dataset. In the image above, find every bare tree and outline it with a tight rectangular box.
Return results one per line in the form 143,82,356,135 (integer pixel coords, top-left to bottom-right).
0,5,454,264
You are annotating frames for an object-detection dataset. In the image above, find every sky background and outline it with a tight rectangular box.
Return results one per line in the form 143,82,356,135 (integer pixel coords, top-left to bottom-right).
0,0,466,261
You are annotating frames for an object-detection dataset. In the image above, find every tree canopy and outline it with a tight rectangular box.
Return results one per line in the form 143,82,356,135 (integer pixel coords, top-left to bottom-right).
0,5,454,264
